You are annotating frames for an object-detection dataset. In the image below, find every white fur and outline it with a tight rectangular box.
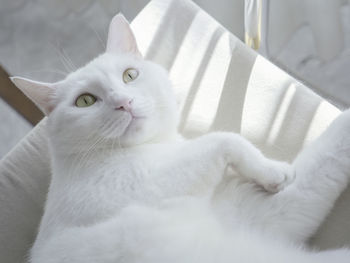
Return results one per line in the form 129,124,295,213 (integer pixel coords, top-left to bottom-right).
13,14,350,263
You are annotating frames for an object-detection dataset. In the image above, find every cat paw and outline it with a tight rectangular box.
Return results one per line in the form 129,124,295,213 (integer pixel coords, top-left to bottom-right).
256,160,295,193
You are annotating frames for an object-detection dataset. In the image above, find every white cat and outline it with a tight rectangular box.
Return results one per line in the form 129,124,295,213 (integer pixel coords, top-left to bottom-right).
12,14,350,263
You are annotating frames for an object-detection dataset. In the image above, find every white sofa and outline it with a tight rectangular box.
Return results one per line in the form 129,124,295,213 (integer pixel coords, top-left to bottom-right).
0,0,349,262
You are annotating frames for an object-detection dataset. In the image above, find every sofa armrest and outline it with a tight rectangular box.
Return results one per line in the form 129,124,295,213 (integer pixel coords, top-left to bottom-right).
0,120,50,262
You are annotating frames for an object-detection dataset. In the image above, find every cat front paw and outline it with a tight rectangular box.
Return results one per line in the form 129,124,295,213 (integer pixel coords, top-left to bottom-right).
256,160,295,193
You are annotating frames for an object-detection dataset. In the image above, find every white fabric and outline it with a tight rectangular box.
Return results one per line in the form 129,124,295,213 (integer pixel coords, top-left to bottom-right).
0,0,349,262
266,0,350,108
0,121,50,262
266,0,344,62
263,0,350,108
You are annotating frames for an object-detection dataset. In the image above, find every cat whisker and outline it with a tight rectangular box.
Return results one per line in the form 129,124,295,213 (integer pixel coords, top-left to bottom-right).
86,21,106,50
26,69,67,78
69,136,104,176
102,118,125,138
50,41,76,72
60,47,76,72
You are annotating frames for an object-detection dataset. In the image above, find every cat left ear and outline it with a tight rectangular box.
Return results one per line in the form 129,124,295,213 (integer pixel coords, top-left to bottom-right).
106,13,142,57
10,77,56,116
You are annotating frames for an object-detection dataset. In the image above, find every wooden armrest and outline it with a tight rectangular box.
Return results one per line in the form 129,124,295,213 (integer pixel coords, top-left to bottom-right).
0,66,43,125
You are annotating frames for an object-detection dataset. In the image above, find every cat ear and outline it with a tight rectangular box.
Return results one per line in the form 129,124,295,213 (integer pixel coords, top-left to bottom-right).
10,76,56,115
106,13,142,57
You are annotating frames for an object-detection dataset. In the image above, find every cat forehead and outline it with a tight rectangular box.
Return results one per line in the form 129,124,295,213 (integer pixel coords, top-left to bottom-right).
64,53,141,84
55,53,168,95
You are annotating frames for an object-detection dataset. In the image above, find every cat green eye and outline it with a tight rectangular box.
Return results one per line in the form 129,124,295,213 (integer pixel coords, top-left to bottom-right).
75,94,96,107
123,68,139,83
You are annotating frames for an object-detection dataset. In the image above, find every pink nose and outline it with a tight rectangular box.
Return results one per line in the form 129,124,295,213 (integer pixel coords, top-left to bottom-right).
115,98,133,112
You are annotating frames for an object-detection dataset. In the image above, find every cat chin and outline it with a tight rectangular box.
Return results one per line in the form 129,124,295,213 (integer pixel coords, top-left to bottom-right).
119,124,154,146
94,117,151,147
124,116,146,133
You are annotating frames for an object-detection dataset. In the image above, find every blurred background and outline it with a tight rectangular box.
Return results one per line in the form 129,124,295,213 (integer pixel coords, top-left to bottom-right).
0,0,349,158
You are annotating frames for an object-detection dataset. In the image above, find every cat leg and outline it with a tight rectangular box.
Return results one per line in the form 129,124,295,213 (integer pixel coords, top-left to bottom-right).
233,110,350,243
156,132,294,197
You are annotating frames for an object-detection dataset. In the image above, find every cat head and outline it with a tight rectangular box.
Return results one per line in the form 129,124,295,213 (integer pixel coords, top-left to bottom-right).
11,14,179,152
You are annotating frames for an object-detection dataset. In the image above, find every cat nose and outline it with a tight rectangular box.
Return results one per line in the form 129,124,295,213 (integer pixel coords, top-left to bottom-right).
115,98,133,112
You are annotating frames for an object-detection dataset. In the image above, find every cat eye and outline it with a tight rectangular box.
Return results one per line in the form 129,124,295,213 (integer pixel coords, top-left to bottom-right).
123,68,139,83
75,94,97,107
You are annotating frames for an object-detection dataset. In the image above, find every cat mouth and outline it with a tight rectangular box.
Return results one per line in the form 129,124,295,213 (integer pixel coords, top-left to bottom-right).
131,115,145,121
124,113,146,132
128,110,146,120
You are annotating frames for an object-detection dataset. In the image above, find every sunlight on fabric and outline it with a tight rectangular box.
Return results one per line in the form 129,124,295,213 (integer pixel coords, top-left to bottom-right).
241,55,293,144
169,13,220,102
131,0,342,162
266,84,296,145
302,101,341,147
131,0,171,55
182,32,232,134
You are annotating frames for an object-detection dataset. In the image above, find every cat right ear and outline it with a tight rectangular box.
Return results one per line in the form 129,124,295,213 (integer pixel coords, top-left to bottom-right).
10,76,56,116
106,13,142,57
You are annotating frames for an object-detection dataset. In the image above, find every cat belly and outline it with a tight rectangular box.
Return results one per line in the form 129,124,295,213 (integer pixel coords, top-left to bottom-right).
31,198,348,263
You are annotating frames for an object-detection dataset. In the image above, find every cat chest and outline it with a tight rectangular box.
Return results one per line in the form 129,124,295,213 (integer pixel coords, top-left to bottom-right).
90,164,152,201
58,163,158,222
